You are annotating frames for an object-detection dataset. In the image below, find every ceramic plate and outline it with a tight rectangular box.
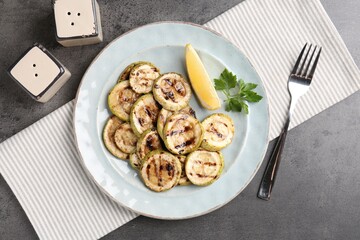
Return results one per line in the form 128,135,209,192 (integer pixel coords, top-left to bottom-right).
74,22,269,219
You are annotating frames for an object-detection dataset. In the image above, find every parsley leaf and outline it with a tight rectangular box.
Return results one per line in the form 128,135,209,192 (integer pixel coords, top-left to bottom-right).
214,69,263,114
214,68,237,91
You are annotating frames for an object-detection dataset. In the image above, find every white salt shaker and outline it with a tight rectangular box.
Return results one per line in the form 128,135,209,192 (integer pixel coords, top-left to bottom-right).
53,0,103,47
7,43,71,103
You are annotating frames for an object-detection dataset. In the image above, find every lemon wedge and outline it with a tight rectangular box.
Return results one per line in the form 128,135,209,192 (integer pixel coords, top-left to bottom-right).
185,44,221,110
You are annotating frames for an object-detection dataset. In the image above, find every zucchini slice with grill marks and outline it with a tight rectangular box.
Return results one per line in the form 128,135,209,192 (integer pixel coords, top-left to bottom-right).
201,113,235,151
153,72,191,111
136,129,162,161
114,122,138,154
140,150,181,192
157,106,196,140
129,153,142,170
129,62,160,93
163,113,203,155
103,116,129,160
185,150,224,186
130,94,161,137
117,61,147,82
108,80,141,121
176,155,191,186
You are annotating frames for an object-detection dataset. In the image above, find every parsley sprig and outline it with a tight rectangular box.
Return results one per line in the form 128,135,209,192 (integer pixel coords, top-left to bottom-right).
214,69,262,114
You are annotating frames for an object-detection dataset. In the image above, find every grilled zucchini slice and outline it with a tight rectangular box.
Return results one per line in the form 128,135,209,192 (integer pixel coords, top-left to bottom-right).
108,80,141,121
185,150,224,186
140,150,181,192
157,106,196,140
129,153,142,170
130,94,161,137
129,62,160,93
153,72,191,111
163,113,203,155
114,122,138,154
103,116,129,160
136,129,162,161
176,155,191,186
201,113,235,151
117,61,147,82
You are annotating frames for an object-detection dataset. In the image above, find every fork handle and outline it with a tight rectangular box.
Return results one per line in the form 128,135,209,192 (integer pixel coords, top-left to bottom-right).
257,118,290,200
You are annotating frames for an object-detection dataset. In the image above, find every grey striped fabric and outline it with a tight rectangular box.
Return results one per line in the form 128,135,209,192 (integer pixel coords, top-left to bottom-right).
205,0,360,140
0,102,138,239
0,0,359,239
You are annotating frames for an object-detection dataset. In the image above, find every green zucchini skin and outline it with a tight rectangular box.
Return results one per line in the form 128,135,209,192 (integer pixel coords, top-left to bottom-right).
108,80,141,121
129,153,142,170
163,113,204,155
185,150,224,186
102,116,129,160
201,113,235,151
129,62,160,93
153,72,191,111
130,94,161,137
140,150,182,192
176,155,191,186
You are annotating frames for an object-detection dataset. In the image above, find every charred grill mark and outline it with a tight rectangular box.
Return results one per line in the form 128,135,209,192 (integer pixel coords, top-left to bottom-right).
142,104,158,124
144,107,152,118
169,129,182,136
141,81,150,86
166,163,173,172
138,117,145,127
166,163,174,178
146,163,151,177
146,136,156,151
195,173,216,179
167,91,176,102
174,83,186,96
160,88,176,102
195,160,217,166
164,78,173,86
174,138,195,149
169,126,192,136
120,88,139,104
154,84,159,89
157,157,163,187
184,126,191,132
210,127,223,138
154,158,160,186
188,108,196,118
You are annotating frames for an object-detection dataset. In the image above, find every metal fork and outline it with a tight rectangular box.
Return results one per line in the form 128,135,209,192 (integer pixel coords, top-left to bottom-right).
257,43,322,201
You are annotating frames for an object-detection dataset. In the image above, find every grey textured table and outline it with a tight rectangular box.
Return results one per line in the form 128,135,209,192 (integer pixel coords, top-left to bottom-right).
1,0,359,239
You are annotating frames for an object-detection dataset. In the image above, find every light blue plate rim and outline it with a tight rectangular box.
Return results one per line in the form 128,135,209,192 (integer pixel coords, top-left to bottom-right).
73,21,270,219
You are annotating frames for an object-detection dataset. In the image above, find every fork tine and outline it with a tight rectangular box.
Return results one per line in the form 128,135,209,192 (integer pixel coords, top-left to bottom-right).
307,47,322,80
303,45,317,77
297,44,312,76
291,43,308,75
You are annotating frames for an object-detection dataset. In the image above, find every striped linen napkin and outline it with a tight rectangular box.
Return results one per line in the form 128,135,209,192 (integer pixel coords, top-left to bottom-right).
1,0,359,239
